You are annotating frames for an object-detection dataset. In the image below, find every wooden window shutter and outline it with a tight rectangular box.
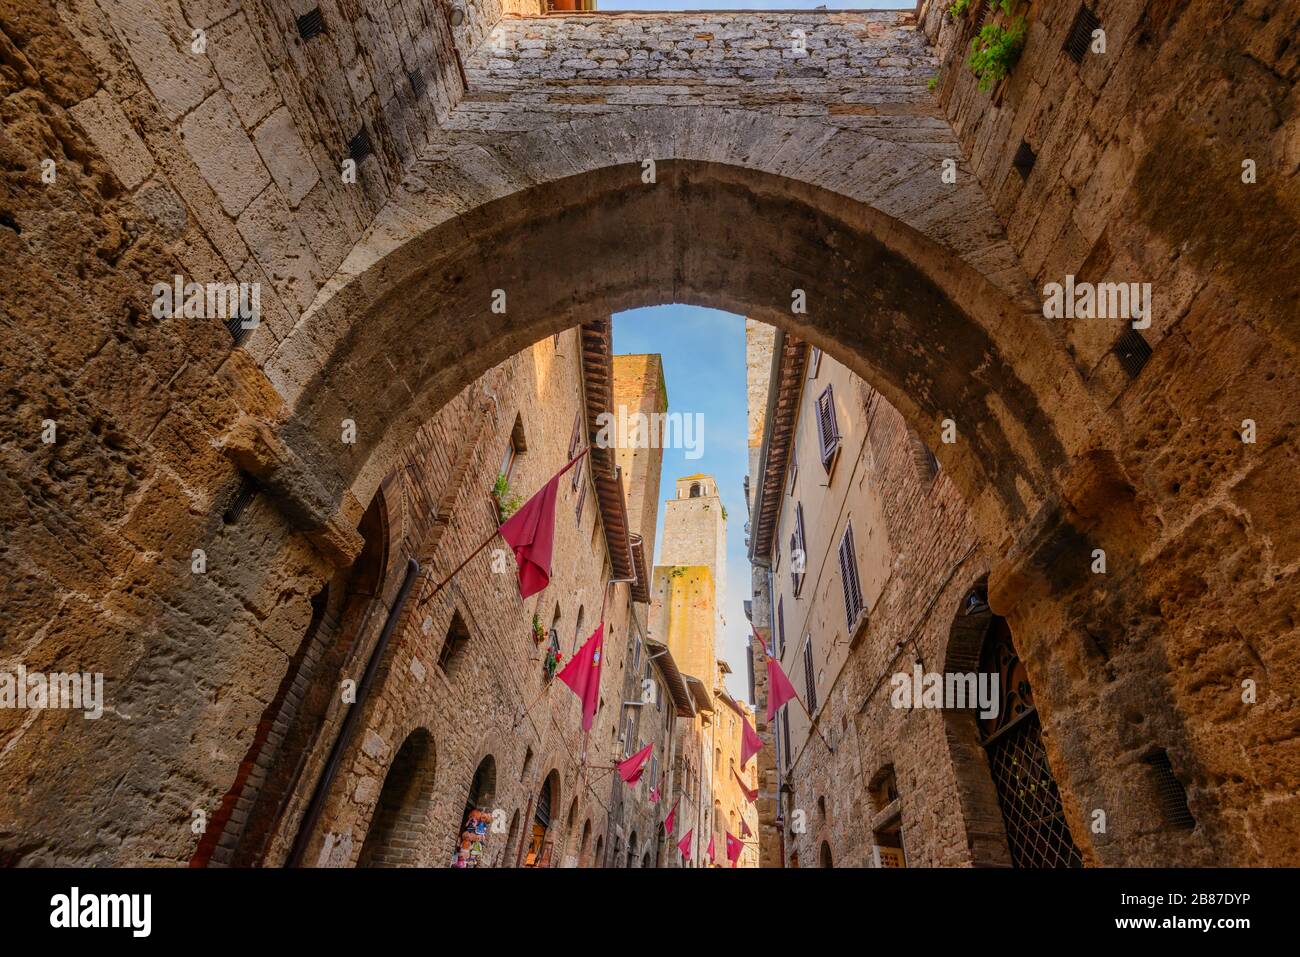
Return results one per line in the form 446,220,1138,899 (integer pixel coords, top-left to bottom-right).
568,411,583,488
777,596,786,657
815,385,840,469
802,637,817,714
838,522,864,629
791,502,806,596
575,466,587,525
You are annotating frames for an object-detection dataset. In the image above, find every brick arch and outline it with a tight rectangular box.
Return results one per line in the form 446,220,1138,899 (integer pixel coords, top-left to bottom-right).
357,726,437,868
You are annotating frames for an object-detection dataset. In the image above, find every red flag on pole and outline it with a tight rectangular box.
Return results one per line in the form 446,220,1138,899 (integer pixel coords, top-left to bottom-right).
765,654,800,722
678,829,693,860
741,716,763,768
707,833,715,865
617,743,652,785
498,450,587,598
556,623,603,732
733,767,758,804
726,832,743,867
663,797,680,835
649,771,665,804
741,816,753,838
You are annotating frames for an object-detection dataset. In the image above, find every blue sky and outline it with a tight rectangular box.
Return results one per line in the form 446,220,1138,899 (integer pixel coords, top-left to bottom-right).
613,305,754,705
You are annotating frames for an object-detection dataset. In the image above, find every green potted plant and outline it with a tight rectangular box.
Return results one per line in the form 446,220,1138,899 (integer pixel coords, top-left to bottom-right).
532,614,547,644
492,473,523,523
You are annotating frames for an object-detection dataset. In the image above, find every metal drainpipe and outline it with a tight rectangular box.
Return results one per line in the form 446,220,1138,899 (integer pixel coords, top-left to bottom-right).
287,558,420,867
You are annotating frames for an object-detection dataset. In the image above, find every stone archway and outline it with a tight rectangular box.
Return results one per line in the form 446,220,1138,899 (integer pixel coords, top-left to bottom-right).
4,0,1296,869
357,727,437,868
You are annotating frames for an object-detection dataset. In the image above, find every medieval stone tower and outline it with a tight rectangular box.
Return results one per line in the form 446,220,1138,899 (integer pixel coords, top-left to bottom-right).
650,475,728,682
660,475,727,619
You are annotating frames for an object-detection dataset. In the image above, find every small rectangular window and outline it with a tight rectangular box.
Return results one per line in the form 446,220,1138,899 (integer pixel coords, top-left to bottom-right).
1064,5,1101,65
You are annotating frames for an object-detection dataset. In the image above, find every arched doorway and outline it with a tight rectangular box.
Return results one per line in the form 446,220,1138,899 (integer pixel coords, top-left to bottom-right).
820,841,833,868
978,617,1083,868
452,756,496,868
626,832,638,868
523,770,561,867
577,819,592,867
501,809,521,868
593,835,604,869
357,728,436,867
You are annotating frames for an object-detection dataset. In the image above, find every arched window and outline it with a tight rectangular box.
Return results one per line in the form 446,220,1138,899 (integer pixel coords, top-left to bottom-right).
819,841,833,868
573,604,585,653
578,819,592,867
437,610,471,676
978,616,1082,868
689,482,702,498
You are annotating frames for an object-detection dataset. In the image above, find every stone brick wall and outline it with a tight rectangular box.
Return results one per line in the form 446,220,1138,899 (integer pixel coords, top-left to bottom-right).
920,0,1300,865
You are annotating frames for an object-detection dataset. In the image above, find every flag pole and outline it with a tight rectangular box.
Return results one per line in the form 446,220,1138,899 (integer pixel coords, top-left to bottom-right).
416,448,591,611
415,530,498,609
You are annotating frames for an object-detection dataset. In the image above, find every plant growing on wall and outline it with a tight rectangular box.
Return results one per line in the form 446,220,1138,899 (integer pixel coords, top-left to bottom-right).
492,473,523,522
948,0,974,16
532,613,547,644
967,15,1027,92
543,644,562,681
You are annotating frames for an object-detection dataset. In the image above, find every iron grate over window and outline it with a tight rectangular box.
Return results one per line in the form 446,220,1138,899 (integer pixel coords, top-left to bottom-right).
296,8,326,41
985,712,1085,867
1113,329,1153,378
224,314,252,347
409,69,427,98
223,477,258,525
348,126,373,164
1146,750,1196,831
1065,5,1101,64
1013,140,1037,179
